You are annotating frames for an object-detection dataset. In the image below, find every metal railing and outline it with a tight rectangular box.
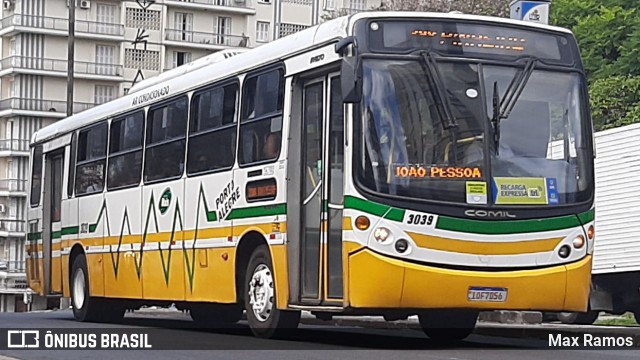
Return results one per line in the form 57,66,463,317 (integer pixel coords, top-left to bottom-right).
1,14,125,36
165,29,250,47
0,179,26,192
167,0,253,9
0,219,26,233
0,98,95,114
1,56,123,77
0,139,29,152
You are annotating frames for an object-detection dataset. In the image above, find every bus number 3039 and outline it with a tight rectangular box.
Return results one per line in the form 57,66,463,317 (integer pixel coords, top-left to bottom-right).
406,214,435,225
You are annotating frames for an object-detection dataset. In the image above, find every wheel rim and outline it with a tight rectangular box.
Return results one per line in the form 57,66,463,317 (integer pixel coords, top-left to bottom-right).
248,263,274,322
73,268,86,310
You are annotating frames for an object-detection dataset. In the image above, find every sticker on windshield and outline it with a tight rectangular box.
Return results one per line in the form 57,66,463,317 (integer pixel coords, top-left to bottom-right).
466,181,487,204
492,177,551,205
546,178,559,205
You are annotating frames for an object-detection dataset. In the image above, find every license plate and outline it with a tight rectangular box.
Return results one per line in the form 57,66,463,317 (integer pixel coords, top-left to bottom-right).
468,287,508,302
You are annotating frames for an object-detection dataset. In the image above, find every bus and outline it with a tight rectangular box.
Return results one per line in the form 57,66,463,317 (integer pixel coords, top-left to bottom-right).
26,11,595,340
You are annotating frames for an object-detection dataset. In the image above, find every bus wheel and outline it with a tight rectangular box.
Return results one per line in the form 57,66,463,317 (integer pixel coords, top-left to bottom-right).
70,255,103,322
190,304,243,327
244,245,300,338
418,310,478,341
557,311,599,325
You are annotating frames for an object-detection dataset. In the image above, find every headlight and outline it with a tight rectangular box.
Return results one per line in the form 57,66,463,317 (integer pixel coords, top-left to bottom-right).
373,227,391,243
573,235,585,249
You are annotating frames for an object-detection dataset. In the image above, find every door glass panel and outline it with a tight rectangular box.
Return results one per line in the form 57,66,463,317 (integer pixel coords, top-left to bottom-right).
326,76,344,299
51,157,62,222
301,82,324,299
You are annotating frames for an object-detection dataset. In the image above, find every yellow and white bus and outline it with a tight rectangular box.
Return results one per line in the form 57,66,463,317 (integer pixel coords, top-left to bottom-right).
26,11,595,340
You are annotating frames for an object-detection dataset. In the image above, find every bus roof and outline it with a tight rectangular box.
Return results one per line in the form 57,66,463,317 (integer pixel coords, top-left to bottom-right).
32,11,573,145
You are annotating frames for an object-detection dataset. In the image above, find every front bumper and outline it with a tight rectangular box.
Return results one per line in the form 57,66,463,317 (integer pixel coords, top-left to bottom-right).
347,248,592,312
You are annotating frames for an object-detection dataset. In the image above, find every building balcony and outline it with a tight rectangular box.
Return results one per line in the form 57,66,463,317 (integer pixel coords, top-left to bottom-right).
0,179,26,197
0,218,26,237
0,14,125,40
0,274,29,295
164,0,256,15
0,98,95,119
0,139,29,157
0,56,124,81
165,29,250,50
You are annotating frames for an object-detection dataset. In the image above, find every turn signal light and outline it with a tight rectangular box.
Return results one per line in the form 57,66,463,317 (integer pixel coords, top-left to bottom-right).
355,216,370,231
587,225,595,240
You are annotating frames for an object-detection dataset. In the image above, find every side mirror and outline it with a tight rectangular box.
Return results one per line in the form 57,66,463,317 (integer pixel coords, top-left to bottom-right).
341,57,361,103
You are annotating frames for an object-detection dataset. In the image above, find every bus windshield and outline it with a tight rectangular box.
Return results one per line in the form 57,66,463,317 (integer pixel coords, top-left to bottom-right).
356,57,592,207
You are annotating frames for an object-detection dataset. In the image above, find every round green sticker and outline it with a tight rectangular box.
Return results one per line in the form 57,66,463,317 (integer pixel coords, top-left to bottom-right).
159,188,172,215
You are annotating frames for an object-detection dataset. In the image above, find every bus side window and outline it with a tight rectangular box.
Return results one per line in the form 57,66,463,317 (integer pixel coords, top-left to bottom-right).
187,82,238,175
239,68,284,165
108,111,144,190
30,145,43,207
144,96,188,183
75,122,108,196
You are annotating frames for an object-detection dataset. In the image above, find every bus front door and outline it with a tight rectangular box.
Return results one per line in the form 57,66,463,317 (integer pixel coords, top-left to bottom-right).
42,151,64,296
298,74,344,305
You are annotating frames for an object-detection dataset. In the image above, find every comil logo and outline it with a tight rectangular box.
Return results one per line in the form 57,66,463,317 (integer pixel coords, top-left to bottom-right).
7,330,40,348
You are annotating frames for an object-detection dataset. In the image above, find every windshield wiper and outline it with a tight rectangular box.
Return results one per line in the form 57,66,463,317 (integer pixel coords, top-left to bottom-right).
418,51,459,162
491,58,537,155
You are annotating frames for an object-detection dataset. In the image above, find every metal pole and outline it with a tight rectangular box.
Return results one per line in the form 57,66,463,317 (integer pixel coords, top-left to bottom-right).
66,0,75,117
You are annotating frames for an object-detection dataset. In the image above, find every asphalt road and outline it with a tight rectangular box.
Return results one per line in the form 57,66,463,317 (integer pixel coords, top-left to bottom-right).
0,310,639,360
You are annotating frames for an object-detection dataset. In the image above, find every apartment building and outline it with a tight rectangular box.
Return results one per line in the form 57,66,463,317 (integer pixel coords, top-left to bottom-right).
0,0,381,312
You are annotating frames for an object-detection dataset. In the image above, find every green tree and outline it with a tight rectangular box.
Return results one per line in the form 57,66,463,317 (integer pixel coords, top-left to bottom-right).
589,76,640,130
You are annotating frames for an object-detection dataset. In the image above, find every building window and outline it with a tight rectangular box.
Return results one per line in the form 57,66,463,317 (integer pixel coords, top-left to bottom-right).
95,85,116,105
95,44,116,75
174,12,193,41
96,3,118,35
258,0,272,3
125,7,161,30
173,51,192,68
325,0,334,9
217,17,232,45
75,122,108,195
279,23,309,38
349,0,366,10
125,48,160,71
144,97,188,183
7,78,15,98
256,21,269,43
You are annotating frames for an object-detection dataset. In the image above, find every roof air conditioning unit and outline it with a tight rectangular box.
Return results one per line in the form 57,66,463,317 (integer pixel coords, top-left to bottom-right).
3,0,13,10
80,0,90,9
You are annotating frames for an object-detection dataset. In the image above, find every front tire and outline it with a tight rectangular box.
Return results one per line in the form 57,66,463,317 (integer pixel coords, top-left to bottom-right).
418,310,478,341
70,254,124,323
244,245,300,338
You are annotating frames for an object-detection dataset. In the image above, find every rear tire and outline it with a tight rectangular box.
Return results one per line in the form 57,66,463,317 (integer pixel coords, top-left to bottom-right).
244,245,300,338
557,310,599,325
70,254,124,323
418,310,478,341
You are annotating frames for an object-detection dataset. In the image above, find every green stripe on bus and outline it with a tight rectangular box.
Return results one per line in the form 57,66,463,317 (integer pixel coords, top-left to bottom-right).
52,231,62,239
577,209,595,224
226,203,287,220
344,195,594,235
344,196,405,222
28,232,42,241
62,226,79,235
